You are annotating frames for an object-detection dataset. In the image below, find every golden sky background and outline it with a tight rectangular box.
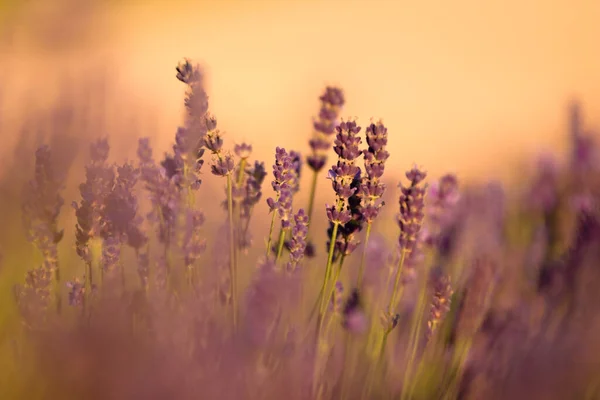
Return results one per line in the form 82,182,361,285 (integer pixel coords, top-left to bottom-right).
2,0,600,187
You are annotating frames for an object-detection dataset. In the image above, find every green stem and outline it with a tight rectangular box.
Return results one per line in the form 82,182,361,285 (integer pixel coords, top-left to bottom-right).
226,174,238,329
316,221,339,336
275,227,287,262
340,332,353,400
325,255,345,309
357,222,373,288
306,171,319,230
362,328,389,400
266,210,277,258
388,249,407,314
401,271,430,400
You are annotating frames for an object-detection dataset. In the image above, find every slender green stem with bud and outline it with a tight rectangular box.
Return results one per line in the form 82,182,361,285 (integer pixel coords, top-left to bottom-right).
306,171,319,229
388,249,408,314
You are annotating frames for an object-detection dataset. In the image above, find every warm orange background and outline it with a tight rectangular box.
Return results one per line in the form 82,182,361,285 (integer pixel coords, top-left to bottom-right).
2,0,600,186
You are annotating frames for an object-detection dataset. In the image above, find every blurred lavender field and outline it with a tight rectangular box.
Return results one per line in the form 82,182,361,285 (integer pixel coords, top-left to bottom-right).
2,1,600,399
0,56,599,400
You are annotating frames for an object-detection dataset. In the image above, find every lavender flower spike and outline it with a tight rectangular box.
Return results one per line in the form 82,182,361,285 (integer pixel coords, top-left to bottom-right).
287,209,309,271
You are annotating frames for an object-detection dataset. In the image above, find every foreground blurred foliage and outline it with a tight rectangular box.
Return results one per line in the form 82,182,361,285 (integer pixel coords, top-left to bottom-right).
1,61,600,400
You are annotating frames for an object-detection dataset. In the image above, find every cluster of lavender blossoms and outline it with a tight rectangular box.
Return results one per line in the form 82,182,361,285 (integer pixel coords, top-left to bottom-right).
266,147,301,261
10,57,599,400
16,146,65,319
395,166,428,284
267,148,298,230
359,121,390,224
326,121,364,261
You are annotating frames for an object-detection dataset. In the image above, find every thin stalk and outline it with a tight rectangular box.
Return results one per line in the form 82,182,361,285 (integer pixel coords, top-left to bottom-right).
340,332,354,400
306,171,319,230
388,249,408,314
316,221,340,336
362,328,388,399
443,283,496,398
357,222,373,288
312,311,337,399
400,271,430,400
275,227,287,262
235,158,247,253
266,210,277,258
226,174,238,329
324,255,345,313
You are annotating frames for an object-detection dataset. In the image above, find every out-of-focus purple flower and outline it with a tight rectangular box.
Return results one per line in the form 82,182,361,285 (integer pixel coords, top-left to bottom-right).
287,209,309,271
176,59,209,144
426,272,453,341
342,288,368,334
527,153,560,213
568,100,599,173
73,138,115,264
362,234,391,288
101,235,121,279
102,162,148,250
21,145,65,313
182,208,206,267
234,161,267,251
307,87,345,172
66,278,86,307
289,150,302,193
423,174,460,248
234,143,253,160
137,251,150,289
22,145,65,255
163,126,205,191
330,281,344,313
267,147,298,229
137,138,181,245
244,258,292,347
14,266,53,327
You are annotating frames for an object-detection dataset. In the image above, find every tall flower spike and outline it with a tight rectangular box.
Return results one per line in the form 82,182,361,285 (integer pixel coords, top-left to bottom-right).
359,121,390,224
267,148,298,230
307,87,346,172
238,161,267,251
137,138,180,246
398,166,428,256
21,145,65,312
422,174,460,249
356,121,390,286
316,121,364,333
287,209,309,271
387,165,428,315
427,272,454,341
266,147,300,262
305,87,346,257
326,120,364,261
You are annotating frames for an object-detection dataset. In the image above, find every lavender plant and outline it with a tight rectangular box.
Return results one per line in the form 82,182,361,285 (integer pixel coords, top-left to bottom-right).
5,59,600,400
